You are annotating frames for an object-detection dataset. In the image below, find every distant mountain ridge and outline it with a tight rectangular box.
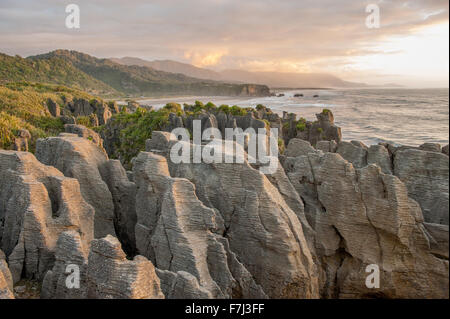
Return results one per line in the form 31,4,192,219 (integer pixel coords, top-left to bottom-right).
110,56,368,88
0,50,270,98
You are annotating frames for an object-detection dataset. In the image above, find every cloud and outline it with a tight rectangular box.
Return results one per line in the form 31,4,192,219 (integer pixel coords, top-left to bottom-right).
0,0,448,86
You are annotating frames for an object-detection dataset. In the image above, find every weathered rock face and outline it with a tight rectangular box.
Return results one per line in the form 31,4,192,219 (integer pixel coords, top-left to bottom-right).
367,144,392,175
100,160,137,256
294,111,342,146
133,151,268,299
64,124,104,149
36,134,116,238
42,232,163,299
87,235,164,299
0,250,14,299
46,98,61,117
336,141,368,169
142,132,319,298
316,140,337,153
394,149,449,225
310,140,448,226
41,231,89,299
424,223,449,260
285,139,316,157
283,151,449,298
0,150,94,283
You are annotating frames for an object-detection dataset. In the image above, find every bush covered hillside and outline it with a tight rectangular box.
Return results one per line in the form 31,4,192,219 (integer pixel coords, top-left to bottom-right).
0,50,270,98
0,53,118,96
0,82,97,151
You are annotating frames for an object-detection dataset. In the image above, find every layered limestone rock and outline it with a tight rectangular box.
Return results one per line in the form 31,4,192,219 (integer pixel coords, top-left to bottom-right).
0,150,94,283
64,124,104,149
285,139,316,157
133,151,268,299
336,141,368,168
308,139,448,226
367,144,392,174
87,235,164,299
41,231,89,299
0,250,14,299
294,110,342,146
36,134,116,237
42,232,163,299
283,151,449,298
142,132,319,298
394,148,449,225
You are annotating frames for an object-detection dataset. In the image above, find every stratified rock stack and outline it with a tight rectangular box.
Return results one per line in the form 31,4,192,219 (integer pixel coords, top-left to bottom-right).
283,149,449,298
133,151,268,299
36,134,116,238
0,150,94,283
320,140,449,226
41,231,89,299
142,132,319,299
87,235,164,299
42,232,164,299
394,148,449,225
64,124,104,149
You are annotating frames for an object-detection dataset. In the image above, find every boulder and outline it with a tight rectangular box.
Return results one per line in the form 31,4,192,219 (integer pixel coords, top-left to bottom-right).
442,144,449,156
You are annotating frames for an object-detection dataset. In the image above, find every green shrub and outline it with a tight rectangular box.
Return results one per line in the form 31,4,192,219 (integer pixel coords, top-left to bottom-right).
230,105,247,116
296,118,307,132
111,108,171,163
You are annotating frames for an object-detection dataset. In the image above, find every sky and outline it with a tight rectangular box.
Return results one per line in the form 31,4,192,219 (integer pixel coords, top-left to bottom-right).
0,0,448,87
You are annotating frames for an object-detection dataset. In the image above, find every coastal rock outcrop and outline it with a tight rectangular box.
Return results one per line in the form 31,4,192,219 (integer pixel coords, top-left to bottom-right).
133,151,268,299
36,134,116,237
283,151,449,298
42,232,164,299
0,150,94,283
394,148,449,225
41,231,89,299
87,235,164,299
142,132,319,298
64,124,104,149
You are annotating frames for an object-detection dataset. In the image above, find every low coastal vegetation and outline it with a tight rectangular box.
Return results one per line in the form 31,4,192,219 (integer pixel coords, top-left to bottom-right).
0,82,94,151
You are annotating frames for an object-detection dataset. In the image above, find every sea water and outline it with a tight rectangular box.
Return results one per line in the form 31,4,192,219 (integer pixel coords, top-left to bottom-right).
137,88,449,146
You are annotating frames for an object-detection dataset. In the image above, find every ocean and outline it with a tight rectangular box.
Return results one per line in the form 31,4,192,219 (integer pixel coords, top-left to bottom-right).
136,88,449,147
